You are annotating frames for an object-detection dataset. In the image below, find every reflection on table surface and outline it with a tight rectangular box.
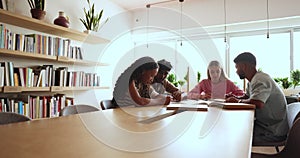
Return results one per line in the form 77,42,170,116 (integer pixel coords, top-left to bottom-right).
0,101,254,158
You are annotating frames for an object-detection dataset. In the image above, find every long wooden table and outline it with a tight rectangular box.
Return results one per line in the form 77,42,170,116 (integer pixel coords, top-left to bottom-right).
0,101,255,158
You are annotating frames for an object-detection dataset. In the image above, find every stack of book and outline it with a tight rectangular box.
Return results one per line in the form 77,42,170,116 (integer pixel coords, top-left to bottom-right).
0,94,74,119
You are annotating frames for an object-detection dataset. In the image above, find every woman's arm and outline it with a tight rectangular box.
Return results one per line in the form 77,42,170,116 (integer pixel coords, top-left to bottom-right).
187,81,210,100
129,80,151,105
129,81,170,106
187,83,201,99
226,80,245,96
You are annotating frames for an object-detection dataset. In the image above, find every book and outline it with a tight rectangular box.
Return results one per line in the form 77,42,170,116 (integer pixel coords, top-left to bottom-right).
198,99,255,110
0,66,4,86
167,100,208,112
0,0,7,10
0,62,14,86
167,99,255,111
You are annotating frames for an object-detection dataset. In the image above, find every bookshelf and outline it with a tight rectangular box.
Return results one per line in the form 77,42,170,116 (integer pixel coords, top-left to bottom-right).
0,48,57,61
0,86,110,93
0,48,109,66
0,9,110,118
50,86,109,92
0,10,109,44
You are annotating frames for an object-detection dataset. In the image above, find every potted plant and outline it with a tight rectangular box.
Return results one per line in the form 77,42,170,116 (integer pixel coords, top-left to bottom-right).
80,0,108,33
177,80,185,91
274,77,292,89
291,69,300,89
197,71,201,83
167,73,178,87
27,0,46,20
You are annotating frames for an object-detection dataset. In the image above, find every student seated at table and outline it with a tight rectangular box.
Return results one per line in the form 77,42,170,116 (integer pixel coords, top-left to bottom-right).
152,59,182,102
225,52,289,144
113,56,171,107
187,60,244,100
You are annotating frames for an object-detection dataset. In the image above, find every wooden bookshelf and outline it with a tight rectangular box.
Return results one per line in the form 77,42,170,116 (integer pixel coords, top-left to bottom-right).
57,56,109,66
3,86,22,93
0,48,57,61
0,49,109,66
1,86,109,93
51,86,109,92
21,87,50,92
0,9,110,105
0,10,109,44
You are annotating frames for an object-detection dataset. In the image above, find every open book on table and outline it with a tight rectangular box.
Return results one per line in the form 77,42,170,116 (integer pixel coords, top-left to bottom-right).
199,99,256,110
167,100,208,111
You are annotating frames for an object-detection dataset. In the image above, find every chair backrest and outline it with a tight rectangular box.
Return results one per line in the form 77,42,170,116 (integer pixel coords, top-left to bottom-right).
100,100,115,110
0,112,31,125
59,105,99,116
287,102,300,128
285,96,298,104
279,118,300,158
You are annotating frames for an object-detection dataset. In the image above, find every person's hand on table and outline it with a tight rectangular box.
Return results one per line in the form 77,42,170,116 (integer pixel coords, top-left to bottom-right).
164,96,171,105
225,96,239,103
172,90,182,102
199,93,211,100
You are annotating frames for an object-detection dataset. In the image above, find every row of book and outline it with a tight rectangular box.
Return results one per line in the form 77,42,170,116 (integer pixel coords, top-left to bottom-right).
0,23,84,60
0,62,101,87
0,95,74,119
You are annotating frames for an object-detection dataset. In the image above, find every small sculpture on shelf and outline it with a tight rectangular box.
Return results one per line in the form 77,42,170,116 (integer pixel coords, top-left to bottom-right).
27,0,46,20
54,11,70,28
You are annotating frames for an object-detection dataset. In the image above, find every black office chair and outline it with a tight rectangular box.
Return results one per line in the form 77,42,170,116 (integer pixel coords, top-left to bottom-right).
285,96,298,104
251,118,300,158
59,104,100,116
286,102,300,128
100,99,116,110
252,102,300,153
0,112,31,125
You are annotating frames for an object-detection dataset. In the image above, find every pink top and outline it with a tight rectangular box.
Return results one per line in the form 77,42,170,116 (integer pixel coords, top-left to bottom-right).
188,79,244,99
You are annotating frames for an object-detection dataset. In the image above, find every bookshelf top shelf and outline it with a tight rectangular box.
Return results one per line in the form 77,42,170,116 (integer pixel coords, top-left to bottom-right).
0,10,109,44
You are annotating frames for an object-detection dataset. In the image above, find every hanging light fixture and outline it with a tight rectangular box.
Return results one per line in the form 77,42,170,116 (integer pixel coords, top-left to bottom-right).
266,0,270,38
146,0,184,46
146,4,150,48
179,0,184,46
223,0,227,43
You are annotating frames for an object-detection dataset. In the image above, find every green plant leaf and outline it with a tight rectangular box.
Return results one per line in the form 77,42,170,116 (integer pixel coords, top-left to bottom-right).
80,0,108,31
27,0,45,10
178,80,185,86
291,69,300,88
197,71,201,82
27,0,34,9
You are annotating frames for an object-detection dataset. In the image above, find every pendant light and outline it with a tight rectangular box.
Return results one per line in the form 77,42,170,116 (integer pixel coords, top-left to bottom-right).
146,4,150,48
146,0,184,46
179,0,184,46
223,0,227,43
266,0,270,38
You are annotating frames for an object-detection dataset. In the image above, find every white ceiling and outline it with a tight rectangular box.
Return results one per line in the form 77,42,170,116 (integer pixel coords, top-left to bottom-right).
108,0,300,34
110,0,186,10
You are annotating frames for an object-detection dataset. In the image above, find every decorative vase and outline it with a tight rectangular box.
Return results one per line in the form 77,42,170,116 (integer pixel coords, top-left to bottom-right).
83,30,91,34
30,9,46,20
54,11,70,28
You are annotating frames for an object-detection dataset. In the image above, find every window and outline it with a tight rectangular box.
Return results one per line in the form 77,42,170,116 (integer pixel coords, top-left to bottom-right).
229,33,290,88
294,31,300,70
